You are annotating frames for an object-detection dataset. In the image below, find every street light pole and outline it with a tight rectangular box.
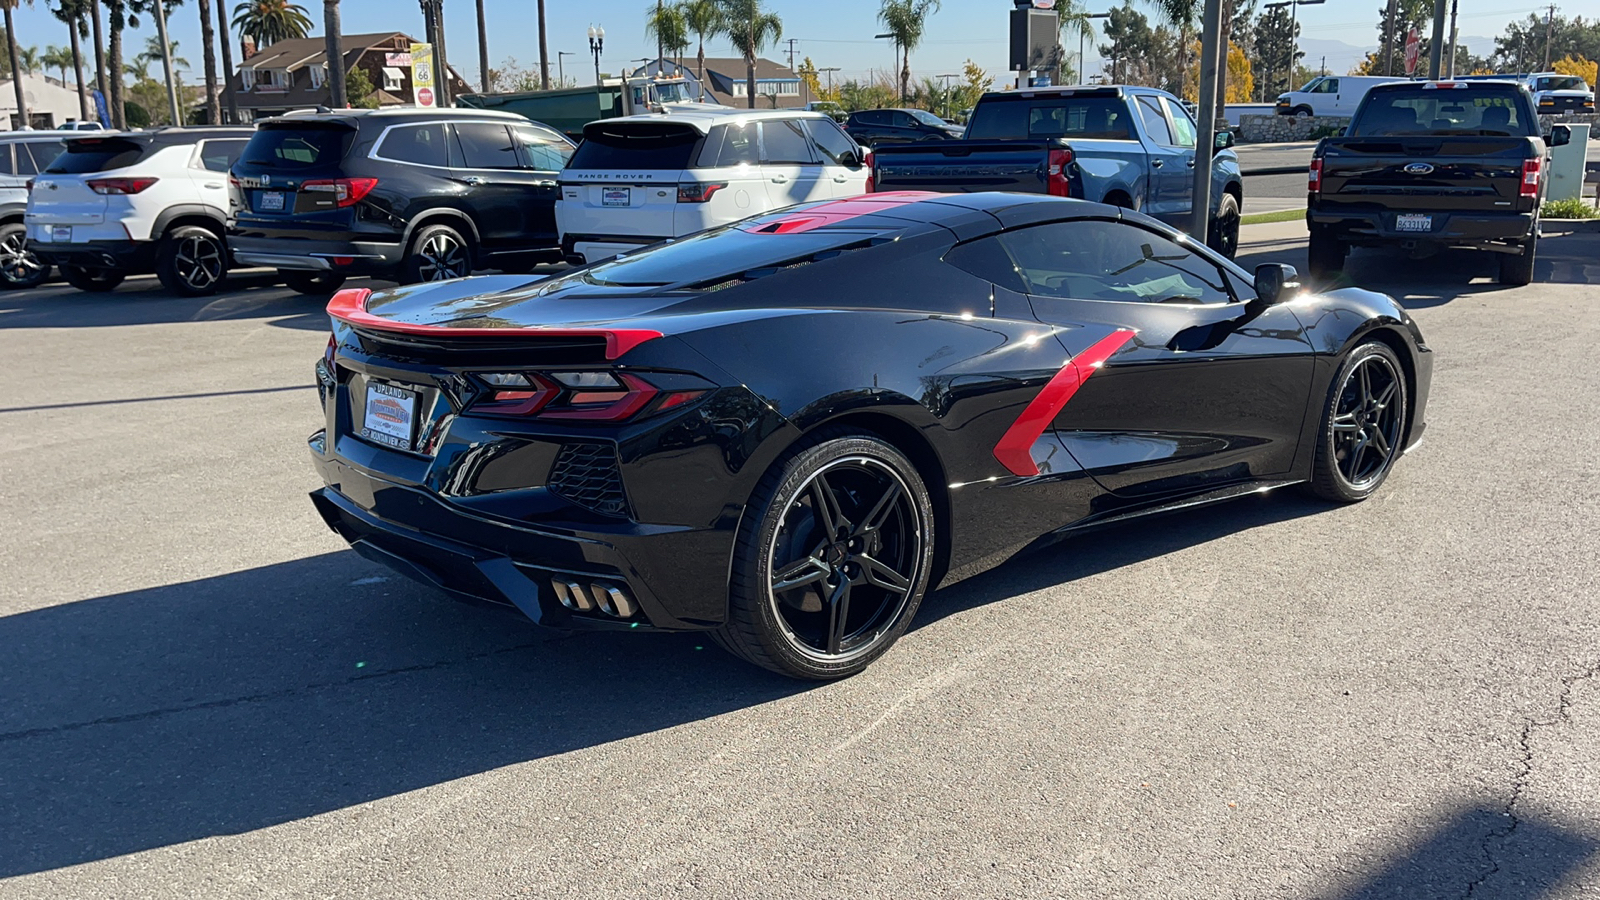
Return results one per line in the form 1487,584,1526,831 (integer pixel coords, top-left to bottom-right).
557,51,575,86
936,73,958,119
1080,12,1110,86
588,24,605,87
1191,0,1223,242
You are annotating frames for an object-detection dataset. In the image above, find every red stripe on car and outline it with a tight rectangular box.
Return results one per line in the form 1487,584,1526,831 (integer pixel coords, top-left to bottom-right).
741,191,944,235
325,288,663,360
992,329,1137,478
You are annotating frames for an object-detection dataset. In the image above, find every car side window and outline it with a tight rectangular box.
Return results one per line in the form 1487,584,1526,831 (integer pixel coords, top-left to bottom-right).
196,138,247,171
943,235,1028,294
892,111,917,128
1162,99,1197,148
1325,78,1340,94
804,118,859,166
511,125,572,171
996,219,1236,304
13,142,40,176
1135,95,1174,146
453,122,520,169
0,145,14,176
760,119,817,165
701,122,760,167
377,123,453,167
856,110,885,126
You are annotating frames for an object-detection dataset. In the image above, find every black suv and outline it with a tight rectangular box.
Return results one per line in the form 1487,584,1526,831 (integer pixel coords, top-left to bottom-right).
228,109,575,293
842,108,963,147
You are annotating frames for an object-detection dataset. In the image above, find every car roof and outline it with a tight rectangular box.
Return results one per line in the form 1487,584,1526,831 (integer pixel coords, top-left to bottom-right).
598,108,830,134
63,127,254,146
258,107,527,128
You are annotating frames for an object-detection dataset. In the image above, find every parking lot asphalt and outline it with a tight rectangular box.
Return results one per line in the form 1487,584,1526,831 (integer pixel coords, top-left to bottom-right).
2,227,1598,899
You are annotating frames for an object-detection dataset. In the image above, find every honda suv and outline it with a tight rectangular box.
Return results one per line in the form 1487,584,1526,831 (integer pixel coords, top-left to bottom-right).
1,131,68,289
26,127,252,295
228,108,575,293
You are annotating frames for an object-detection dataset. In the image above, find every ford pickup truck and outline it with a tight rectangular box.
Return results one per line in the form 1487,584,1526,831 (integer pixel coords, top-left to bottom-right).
868,85,1245,257
1307,79,1571,286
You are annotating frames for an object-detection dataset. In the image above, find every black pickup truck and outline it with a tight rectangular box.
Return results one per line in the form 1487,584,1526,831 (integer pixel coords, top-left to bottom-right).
1307,79,1572,286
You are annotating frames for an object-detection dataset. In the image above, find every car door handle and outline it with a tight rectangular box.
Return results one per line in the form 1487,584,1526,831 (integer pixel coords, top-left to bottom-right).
456,175,488,185
204,182,224,189
833,175,848,182
1151,160,1163,168
1186,159,1196,168
771,175,789,184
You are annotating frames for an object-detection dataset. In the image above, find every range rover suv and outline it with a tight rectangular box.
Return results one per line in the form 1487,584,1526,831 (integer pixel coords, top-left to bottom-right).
228,108,575,293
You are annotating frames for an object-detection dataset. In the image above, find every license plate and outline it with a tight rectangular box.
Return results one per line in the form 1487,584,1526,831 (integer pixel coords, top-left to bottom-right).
361,382,418,451
1395,214,1433,233
601,188,631,207
259,191,286,211
50,225,71,242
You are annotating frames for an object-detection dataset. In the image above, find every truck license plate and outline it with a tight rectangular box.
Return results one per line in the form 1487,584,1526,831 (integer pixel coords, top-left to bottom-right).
602,188,631,207
1395,214,1433,232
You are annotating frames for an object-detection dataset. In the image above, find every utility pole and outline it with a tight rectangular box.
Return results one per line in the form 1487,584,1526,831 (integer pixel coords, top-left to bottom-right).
656,0,664,74
1382,0,1398,76
785,38,798,72
819,66,840,95
1446,0,1458,78
1191,0,1223,243
1543,4,1555,71
1427,0,1446,79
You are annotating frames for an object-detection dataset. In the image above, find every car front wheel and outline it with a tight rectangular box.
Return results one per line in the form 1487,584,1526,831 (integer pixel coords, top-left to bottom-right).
717,432,935,680
0,222,49,289
1207,192,1241,259
1308,341,1409,503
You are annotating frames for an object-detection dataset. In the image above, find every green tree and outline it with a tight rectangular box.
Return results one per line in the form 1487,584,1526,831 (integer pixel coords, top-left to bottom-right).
1251,1,1298,99
645,2,689,71
345,64,378,108
877,0,939,104
43,43,70,82
679,0,720,100
231,0,311,48
717,0,781,109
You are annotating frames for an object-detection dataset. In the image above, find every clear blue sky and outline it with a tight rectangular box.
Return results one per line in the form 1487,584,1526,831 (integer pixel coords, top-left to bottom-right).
6,0,1552,88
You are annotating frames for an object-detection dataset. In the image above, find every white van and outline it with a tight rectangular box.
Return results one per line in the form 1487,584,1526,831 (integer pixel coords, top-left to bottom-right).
1276,75,1405,117
555,109,871,265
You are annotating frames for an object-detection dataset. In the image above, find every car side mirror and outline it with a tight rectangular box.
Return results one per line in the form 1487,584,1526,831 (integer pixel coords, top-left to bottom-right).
1215,130,1235,150
1254,263,1301,305
1547,124,1572,147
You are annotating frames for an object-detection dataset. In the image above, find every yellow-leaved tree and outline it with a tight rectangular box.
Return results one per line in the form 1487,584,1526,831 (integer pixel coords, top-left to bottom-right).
1184,42,1254,104
1552,55,1598,89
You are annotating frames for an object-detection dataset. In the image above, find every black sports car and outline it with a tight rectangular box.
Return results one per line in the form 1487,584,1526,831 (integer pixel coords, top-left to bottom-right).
310,191,1432,680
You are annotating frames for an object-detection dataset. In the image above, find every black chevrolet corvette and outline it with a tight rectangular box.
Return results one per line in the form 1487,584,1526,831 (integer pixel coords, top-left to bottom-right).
310,191,1432,679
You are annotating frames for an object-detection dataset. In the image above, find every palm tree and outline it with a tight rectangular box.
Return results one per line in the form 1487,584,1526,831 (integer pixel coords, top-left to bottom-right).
105,0,129,128
716,0,780,109
195,0,218,123
1150,0,1199,97
322,0,345,107
536,0,547,89
18,44,41,73
48,0,92,120
231,0,312,48
877,0,939,105
645,3,688,74
90,0,108,111
138,33,188,72
679,0,719,100
43,44,71,84
2,0,30,130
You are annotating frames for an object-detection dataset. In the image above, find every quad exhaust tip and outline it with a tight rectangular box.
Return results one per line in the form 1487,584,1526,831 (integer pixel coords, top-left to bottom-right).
551,578,637,619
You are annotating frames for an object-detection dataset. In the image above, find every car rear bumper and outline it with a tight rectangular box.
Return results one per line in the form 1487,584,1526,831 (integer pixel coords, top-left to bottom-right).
228,234,403,275
1309,208,1536,248
30,238,155,271
308,434,729,633
559,232,671,266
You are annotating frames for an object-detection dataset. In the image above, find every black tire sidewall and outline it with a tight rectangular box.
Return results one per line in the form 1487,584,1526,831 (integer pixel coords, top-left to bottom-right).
1310,341,1408,502
1499,235,1536,285
1208,193,1240,259
157,226,227,296
402,224,470,284
60,264,124,292
724,433,935,680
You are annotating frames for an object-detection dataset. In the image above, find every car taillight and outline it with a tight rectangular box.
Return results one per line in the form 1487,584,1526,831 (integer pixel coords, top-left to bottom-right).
676,182,727,203
87,177,159,194
23,178,33,192
863,147,875,193
1046,147,1074,197
1308,158,1323,194
300,177,378,208
1520,158,1541,198
470,371,705,422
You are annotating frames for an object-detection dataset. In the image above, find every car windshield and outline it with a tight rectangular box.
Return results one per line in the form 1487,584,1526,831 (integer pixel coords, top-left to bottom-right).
1534,75,1587,92
548,222,890,288
1351,88,1531,137
907,109,948,127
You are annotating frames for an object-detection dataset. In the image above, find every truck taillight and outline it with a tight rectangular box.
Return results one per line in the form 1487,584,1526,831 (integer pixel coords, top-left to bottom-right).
863,147,875,193
1046,148,1074,197
300,177,378,208
87,177,159,194
1308,159,1323,194
1520,158,1541,198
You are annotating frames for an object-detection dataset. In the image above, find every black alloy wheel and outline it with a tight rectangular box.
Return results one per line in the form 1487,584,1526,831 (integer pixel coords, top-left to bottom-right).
59,264,125,292
0,222,49,289
1208,192,1241,260
156,226,227,297
1309,342,1408,502
403,224,471,283
281,269,348,296
719,433,934,680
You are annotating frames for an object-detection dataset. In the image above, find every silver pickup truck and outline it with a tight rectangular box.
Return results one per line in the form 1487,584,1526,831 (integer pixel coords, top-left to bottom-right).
870,85,1245,257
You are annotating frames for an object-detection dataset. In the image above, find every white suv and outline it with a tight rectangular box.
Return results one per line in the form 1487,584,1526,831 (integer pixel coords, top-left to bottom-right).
556,109,871,265
27,127,252,295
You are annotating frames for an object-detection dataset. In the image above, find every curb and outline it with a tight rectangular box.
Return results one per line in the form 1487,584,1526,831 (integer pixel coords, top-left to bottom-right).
1242,166,1307,177
1542,218,1600,233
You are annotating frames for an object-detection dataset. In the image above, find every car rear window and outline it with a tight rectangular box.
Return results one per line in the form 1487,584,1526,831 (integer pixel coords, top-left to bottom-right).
966,95,1133,140
568,123,704,170
239,125,354,170
1351,87,1533,137
46,137,147,173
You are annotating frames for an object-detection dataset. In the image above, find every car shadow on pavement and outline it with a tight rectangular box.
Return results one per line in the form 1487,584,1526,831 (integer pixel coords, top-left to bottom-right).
0,550,805,878
1234,231,1600,310
0,272,334,329
1326,805,1598,899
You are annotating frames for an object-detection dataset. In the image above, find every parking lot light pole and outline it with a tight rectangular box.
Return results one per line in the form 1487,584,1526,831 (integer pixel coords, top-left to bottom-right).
557,51,575,85
936,73,958,119
1080,13,1110,86
588,24,605,86
1190,0,1223,242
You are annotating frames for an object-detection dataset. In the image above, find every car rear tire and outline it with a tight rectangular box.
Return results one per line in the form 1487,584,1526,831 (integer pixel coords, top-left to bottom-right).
1307,341,1408,503
1498,235,1536,286
718,431,935,680
0,222,49,289
1207,192,1241,259
59,264,125,292
401,224,471,283
281,270,348,296
156,226,227,297
1307,229,1345,283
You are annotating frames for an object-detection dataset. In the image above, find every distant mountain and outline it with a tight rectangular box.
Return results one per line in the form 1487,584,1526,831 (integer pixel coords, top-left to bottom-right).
1299,38,1376,76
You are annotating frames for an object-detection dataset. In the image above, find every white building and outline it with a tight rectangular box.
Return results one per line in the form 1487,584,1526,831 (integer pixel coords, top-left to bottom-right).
0,73,97,131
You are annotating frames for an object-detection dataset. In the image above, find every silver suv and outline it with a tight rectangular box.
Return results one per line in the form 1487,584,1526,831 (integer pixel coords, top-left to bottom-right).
1,132,69,289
